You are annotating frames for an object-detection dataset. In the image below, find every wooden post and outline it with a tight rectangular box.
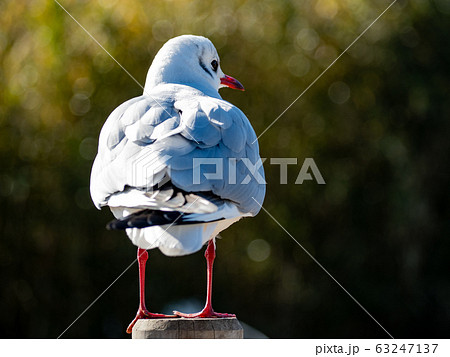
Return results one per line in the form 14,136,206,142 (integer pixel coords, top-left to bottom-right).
132,318,244,339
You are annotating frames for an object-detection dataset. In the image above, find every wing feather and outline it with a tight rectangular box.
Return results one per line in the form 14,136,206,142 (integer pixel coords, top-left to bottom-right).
90,85,265,215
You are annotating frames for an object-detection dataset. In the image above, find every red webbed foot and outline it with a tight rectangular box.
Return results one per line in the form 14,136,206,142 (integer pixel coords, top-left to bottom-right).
173,306,235,318
126,308,176,334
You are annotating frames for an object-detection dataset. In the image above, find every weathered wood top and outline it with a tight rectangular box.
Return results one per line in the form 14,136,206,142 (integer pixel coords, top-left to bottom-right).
132,317,244,339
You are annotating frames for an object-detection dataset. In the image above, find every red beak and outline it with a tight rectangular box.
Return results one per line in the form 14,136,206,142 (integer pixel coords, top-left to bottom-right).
220,74,245,91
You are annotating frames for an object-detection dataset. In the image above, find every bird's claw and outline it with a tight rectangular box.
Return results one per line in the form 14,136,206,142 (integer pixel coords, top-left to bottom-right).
126,308,176,334
173,308,235,318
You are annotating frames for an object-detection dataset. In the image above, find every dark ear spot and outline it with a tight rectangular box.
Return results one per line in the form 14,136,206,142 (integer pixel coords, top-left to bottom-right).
199,57,213,78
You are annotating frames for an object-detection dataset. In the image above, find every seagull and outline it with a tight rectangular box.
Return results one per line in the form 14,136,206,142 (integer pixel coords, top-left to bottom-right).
90,35,265,334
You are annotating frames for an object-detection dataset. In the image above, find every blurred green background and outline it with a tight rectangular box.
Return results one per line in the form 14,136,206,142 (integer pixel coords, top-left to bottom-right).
1,0,449,338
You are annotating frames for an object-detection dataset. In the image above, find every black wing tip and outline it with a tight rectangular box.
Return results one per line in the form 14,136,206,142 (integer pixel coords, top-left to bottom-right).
106,220,127,230
105,184,226,231
106,210,183,230
105,209,224,231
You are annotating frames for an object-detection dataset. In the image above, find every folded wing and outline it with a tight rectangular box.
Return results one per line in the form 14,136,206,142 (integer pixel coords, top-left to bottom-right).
90,85,265,216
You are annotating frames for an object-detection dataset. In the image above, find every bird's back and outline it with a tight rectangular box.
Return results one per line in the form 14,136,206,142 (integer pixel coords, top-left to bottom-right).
90,84,265,216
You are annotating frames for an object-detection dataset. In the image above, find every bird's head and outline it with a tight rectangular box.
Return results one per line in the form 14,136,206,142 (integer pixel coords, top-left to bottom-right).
144,35,244,96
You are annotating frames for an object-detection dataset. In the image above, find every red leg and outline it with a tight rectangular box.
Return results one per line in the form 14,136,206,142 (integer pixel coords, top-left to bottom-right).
174,239,235,318
126,248,174,334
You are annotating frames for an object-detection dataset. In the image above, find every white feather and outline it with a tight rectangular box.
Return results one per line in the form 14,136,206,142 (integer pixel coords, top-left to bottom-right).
90,35,265,256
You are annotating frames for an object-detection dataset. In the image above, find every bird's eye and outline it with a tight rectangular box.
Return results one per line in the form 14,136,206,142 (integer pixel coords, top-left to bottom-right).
211,60,218,72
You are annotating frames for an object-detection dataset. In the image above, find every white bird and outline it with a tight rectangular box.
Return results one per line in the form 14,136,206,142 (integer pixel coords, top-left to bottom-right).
90,35,265,333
